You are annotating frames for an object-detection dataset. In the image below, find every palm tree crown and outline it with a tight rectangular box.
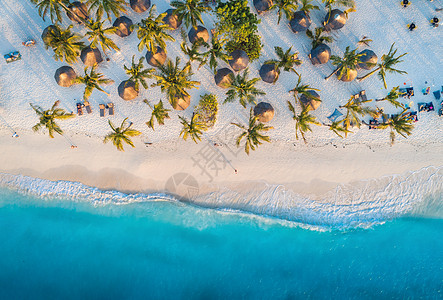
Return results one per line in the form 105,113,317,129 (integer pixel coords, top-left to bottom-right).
85,17,119,53
180,29,205,65
306,27,333,49
339,95,377,136
376,86,404,109
179,112,207,143
377,109,414,145
199,36,232,72
86,0,127,22
31,0,71,24
74,65,113,100
322,0,355,12
170,0,210,29
299,0,319,16
288,100,320,143
134,5,175,53
358,43,407,89
270,0,299,25
30,100,74,138
124,56,154,91
231,108,273,155
43,24,85,64
266,46,302,75
151,57,200,108
290,75,320,102
103,118,141,151
325,46,363,80
224,68,265,108
144,99,171,130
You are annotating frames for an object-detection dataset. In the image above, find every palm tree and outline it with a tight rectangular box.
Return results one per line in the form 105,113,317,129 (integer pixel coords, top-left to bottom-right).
305,27,333,49
224,68,265,108
377,109,414,145
74,65,113,100
357,36,372,47
85,17,119,54
358,43,407,89
322,0,355,14
124,56,155,91
266,46,302,75
170,0,210,29
30,0,74,24
270,0,299,25
103,118,141,151
86,0,127,22
339,96,377,136
199,36,232,72
299,0,320,17
144,99,171,130
231,108,273,155
324,120,352,138
289,75,320,103
151,57,200,108
30,101,74,138
180,29,205,65
43,24,85,64
376,86,404,109
179,112,207,143
325,46,363,80
134,5,175,53
288,100,320,143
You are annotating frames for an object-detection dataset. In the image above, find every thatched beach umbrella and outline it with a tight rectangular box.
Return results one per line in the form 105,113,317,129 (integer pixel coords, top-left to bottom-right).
54,66,77,87
214,68,234,88
228,50,249,72
259,63,279,84
188,26,209,44
337,69,357,82
253,0,273,14
172,94,190,110
357,49,378,70
41,25,60,46
324,9,346,31
80,46,103,66
118,80,139,100
309,44,331,65
146,46,167,67
66,1,89,24
300,90,321,110
290,11,312,33
163,9,182,30
254,102,274,122
130,0,151,13
113,16,133,38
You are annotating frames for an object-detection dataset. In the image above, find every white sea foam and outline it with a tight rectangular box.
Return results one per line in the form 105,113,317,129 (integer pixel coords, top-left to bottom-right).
0,167,442,231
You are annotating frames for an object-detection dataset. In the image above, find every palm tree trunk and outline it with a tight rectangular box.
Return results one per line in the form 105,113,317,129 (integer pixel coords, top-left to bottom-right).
357,67,380,81
325,68,339,80
375,98,385,102
143,99,153,110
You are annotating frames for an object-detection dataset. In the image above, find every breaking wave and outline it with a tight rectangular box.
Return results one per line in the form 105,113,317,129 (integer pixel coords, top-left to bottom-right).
0,166,442,231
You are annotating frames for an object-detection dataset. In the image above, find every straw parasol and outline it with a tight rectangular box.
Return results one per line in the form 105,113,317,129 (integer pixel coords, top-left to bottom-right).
130,0,151,13
54,66,77,87
300,90,321,110
80,46,103,66
146,46,167,67
253,0,273,14
290,11,312,33
259,63,279,84
214,68,234,88
357,49,378,70
118,80,139,100
113,16,133,37
309,44,331,65
188,26,209,44
163,9,182,30
172,94,190,110
41,25,60,46
228,50,249,72
337,69,358,82
324,9,346,31
66,1,89,24
253,102,274,122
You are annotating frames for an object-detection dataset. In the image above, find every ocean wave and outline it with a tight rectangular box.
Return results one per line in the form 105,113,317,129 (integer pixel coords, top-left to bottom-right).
0,167,442,231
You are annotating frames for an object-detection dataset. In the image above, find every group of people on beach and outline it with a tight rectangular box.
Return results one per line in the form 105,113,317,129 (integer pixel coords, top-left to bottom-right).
403,0,440,30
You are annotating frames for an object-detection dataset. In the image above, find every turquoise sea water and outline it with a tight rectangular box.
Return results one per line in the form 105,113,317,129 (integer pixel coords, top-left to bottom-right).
0,185,442,299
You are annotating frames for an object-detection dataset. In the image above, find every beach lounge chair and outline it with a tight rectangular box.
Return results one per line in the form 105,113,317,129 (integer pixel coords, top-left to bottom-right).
368,119,380,130
433,91,441,100
422,87,430,95
359,90,368,102
76,103,83,116
99,104,106,117
406,87,414,97
22,39,36,47
406,111,418,122
107,103,114,116
439,108,443,117
418,102,434,112
4,51,21,63
84,101,92,114
327,109,343,122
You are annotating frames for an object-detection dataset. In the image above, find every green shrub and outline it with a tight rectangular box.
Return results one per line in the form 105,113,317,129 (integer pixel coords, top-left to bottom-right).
225,33,263,61
195,93,218,128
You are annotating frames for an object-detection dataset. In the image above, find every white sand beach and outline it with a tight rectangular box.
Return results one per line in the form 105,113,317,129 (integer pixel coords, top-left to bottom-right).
1,0,442,208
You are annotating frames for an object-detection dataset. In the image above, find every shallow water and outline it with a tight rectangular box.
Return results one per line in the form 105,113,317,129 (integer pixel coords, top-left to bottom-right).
0,186,442,299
